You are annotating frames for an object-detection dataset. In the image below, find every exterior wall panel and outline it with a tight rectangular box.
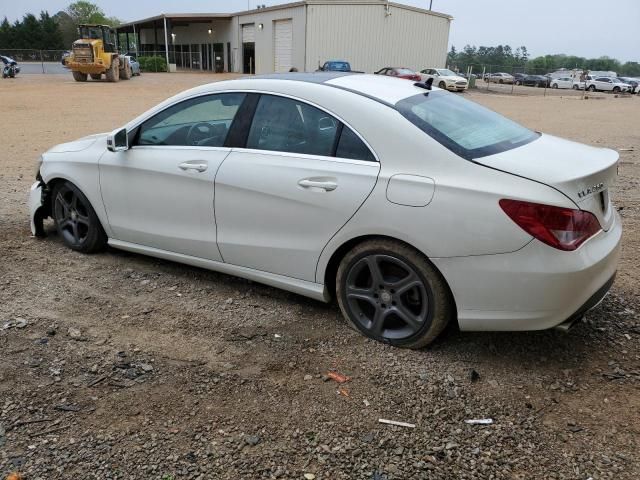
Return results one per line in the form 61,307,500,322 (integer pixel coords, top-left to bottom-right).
231,5,306,74
305,3,450,73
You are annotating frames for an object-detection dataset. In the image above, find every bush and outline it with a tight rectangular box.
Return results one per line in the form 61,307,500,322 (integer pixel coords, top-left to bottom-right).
138,56,167,72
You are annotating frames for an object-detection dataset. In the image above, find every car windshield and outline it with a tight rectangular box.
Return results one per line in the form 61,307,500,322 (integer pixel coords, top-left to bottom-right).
396,92,539,160
436,69,457,76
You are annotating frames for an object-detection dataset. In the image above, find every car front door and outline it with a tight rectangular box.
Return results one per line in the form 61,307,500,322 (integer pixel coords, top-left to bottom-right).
215,93,380,282
99,92,247,261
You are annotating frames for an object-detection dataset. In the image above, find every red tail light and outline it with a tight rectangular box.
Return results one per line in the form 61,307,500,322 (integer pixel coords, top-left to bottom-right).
499,199,602,251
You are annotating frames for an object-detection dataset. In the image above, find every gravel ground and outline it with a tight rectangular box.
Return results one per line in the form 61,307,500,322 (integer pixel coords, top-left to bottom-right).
1,73,639,479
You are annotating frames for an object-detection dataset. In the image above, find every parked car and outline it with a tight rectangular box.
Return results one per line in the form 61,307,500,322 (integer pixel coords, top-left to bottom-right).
513,73,527,83
29,73,621,349
486,72,514,84
419,68,468,91
586,76,630,93
375,67,421,82
318,60,353,72
572,75,594,90
550,77,574,89
617,77,638,93
125,54,141,76
61,51,71,67
516,75,549,87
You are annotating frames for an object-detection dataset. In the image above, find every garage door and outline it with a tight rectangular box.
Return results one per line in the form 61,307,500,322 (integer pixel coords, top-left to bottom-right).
242,24,255,43
274,19,292,72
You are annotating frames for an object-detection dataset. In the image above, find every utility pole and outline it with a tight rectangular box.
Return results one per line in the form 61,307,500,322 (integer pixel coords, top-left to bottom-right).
429,0,433,10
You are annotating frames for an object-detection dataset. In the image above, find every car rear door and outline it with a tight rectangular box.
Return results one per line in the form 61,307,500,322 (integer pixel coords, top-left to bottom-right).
214,93,380,282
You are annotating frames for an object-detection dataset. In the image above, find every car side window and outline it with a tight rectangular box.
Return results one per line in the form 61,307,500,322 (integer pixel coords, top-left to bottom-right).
246,95,339,157
136,93,246,147
336,126,375,162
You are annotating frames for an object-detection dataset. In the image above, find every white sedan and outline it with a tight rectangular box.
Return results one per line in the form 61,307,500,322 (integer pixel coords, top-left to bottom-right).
419,68,468,91
550,77,574,89
29,73,621,348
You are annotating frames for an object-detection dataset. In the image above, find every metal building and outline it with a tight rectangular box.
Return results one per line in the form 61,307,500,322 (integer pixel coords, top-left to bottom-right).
115,0,452,74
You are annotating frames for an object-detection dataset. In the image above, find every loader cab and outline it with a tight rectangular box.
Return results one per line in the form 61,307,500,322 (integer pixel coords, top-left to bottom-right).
78,24,116,52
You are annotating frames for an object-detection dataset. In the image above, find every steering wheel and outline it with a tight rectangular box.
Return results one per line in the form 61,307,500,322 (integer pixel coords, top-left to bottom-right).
186,122,215,145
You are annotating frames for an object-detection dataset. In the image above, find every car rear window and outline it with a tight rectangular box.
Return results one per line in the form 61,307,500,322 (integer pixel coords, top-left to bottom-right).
396,92,539,160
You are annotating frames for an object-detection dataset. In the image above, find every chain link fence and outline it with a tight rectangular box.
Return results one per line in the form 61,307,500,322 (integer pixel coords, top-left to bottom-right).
445,63,637,97
0,48,213,74
0,49,68,74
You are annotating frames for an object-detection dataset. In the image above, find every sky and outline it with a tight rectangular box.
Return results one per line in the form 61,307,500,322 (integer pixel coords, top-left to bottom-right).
3,0,639,62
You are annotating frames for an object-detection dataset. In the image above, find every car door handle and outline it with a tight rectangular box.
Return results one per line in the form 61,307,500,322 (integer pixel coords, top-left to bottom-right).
179,161,208,173
298,178,338,191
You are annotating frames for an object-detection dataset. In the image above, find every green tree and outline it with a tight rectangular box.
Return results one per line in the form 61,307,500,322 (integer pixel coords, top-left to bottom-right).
447,45,457,68
620,62,640,76
54,2,121,48
66,1,108,24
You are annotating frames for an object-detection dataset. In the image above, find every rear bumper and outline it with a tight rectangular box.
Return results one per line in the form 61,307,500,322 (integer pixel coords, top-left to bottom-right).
433,210,622,331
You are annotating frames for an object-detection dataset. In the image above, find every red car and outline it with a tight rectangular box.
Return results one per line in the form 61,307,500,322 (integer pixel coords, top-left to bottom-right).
374,67,421,81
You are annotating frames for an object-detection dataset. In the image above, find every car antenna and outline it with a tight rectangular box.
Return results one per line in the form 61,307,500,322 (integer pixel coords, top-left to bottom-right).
414,77,433,91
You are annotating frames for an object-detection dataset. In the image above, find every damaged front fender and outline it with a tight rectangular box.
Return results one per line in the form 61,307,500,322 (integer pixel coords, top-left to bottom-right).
29,181,47,237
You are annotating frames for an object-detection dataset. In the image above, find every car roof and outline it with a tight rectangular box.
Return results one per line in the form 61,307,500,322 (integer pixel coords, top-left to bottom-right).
245,73,438,105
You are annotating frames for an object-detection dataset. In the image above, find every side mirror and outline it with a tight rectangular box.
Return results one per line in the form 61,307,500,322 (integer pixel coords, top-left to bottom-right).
107,127,129,152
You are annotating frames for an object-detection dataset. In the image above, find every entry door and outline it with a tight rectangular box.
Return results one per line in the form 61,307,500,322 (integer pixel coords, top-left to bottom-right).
213,43,224,72
273,19,292,72
215,94,380,282
242,24,255,74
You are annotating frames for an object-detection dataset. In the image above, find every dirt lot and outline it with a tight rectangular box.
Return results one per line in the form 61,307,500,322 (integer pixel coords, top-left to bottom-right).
1,73,639,480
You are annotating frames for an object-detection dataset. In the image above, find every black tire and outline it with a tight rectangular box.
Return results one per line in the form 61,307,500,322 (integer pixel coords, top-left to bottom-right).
552,83,558,89
72,71,88,82
573,84,579,90
52,181,107,253
612,86,620,93
106,58,119,82
90,74,101,80
119,60,132,80
438,81,446,89
588,85,596,92
499,79,504,84
336,239,454,349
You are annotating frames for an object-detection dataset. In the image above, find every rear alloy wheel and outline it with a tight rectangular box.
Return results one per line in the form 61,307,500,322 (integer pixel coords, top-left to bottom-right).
438,81,446,89
53,181,107,253
72,71,88,82
337,239,453,349
552,84,558,89
588,85,596,92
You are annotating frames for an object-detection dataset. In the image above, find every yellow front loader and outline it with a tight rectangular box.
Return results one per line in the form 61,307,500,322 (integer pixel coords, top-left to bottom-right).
66,24,131,82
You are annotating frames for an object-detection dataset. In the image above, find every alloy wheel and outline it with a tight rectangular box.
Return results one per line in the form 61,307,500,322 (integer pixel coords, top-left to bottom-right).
344,254,430,340
54,185,91,247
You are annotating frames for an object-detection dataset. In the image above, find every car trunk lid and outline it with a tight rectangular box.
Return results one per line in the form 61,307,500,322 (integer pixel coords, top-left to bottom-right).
477,133,618,231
